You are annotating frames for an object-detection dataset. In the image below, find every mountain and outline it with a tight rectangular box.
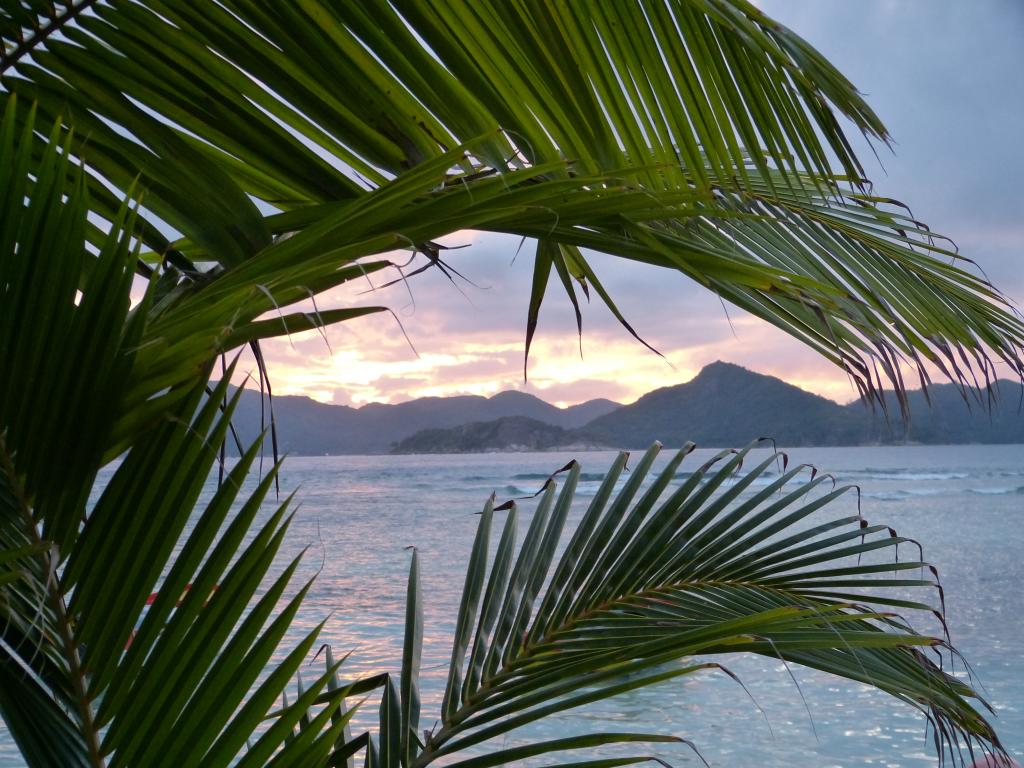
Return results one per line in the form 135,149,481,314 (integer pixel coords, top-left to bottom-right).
393,363,1024,453
554,396,621,426
223,362,1024,455
580,361,870,448
856,379,1024,444
225,387,621,454
476,390,621,429
391,416,610,454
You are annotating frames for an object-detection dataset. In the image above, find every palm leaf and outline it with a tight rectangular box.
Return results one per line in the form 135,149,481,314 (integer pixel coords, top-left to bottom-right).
0,106,356,767
1,1,1020,404
374,443,1004,767
1,367,350,766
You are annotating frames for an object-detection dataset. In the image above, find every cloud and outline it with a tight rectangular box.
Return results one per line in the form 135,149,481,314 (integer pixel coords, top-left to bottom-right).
252,279,874,408
759,0,1024,295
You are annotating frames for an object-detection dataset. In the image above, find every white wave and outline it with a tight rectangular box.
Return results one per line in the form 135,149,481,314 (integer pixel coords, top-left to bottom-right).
966,486,1024,496
849,470,970,481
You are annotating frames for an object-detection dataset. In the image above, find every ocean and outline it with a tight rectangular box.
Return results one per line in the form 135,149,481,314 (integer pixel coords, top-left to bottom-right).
2,444,1022,766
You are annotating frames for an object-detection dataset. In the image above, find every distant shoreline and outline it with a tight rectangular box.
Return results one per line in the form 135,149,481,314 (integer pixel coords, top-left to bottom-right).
222,362,1024,456
281,441,1020,458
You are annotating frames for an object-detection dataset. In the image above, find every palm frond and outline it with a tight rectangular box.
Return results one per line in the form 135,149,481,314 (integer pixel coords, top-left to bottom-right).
354,443,1005,768
0,105,354,767
1,1,1020,403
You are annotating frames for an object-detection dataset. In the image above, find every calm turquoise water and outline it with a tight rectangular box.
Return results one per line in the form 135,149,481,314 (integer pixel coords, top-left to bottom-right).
2,444,1022,766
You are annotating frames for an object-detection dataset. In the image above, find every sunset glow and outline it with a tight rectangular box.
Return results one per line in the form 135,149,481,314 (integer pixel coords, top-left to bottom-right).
253,288,868,408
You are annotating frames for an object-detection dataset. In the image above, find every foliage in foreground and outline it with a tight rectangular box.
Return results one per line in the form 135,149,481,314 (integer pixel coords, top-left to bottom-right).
333,441,1006,768
0,107,357,765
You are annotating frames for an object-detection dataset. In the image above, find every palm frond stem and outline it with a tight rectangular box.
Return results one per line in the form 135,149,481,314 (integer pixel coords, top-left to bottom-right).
0,433,102,767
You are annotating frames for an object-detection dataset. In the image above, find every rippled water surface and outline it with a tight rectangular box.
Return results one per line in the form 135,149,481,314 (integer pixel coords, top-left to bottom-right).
2,445,1022,766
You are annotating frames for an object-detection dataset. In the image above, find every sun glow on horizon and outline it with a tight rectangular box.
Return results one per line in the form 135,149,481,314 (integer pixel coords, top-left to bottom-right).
248,323,866,409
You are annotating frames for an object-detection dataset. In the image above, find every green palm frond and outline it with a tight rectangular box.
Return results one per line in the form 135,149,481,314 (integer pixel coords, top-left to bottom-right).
0,105,354,767
355,443,1005,768
521,166,1024,406
1,372,351,766
1,0,1020,403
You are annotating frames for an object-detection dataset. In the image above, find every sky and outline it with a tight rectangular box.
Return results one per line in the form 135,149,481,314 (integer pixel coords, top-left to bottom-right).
258,1,1024,409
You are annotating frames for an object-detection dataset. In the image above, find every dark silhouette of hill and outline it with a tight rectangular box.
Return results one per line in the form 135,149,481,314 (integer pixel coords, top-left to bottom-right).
580,361,870,448
222,362,1024,455
391,416,610,454
856,379,1024,444
579,364,1022,449
225,387,620,454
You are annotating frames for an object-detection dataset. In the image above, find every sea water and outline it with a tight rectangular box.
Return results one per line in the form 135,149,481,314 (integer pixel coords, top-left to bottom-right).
2,444,1022,766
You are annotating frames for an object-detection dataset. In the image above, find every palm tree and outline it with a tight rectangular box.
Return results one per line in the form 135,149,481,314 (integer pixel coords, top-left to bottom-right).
1,1,1021,766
